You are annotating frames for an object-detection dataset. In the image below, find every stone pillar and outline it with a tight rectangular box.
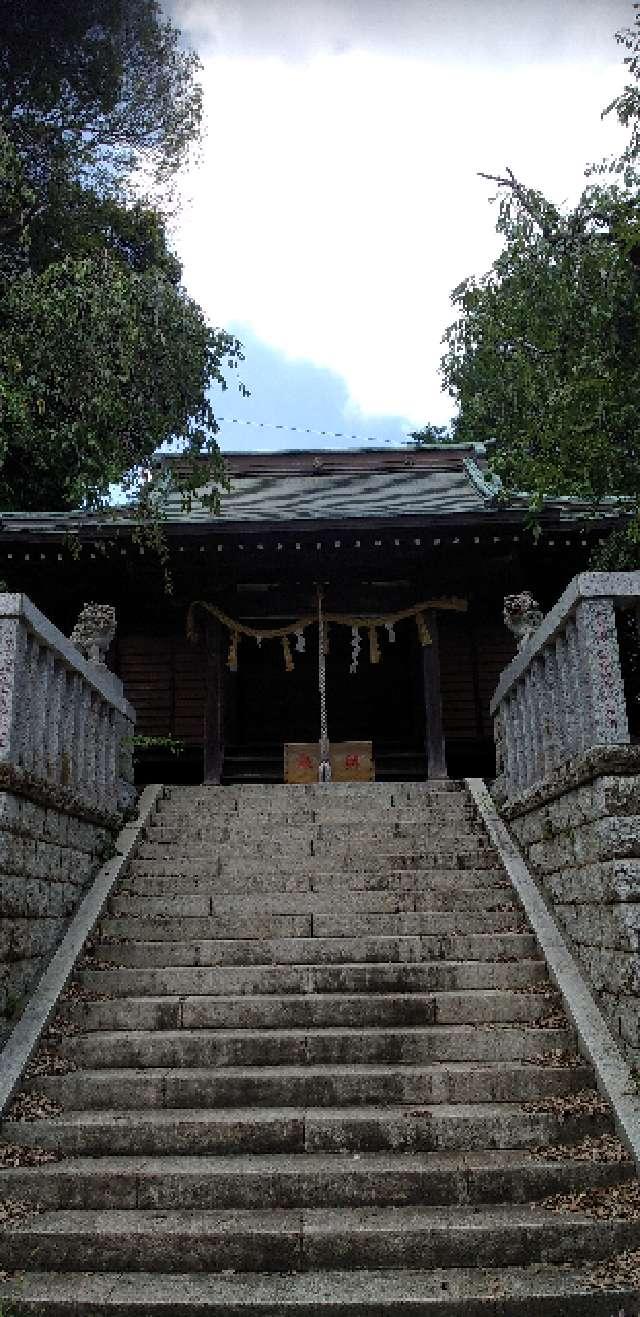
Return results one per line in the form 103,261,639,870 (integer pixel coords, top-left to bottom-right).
0,610,25,767
46,658,65,782
574,598,629,748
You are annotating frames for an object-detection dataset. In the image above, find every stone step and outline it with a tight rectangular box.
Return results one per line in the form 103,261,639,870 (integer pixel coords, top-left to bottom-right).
155,814,478,834
111,890,412,915
313,910,524,936
151,805,481,826
172,780,464,799
29,1061,593,1109
146,821,484,842
138,830,494,849
63,1022,575,1070
127,864,312,889
165,779,463,800
99,911,525,941
5,1101,613,1156
164,791,466,811
116,882,513,910
3,1204,637,1274
136,842,496,864
91,932,540,968
152,812,479,832
160,782,463,809
157,796,474,812
78,957,548,997
65,988,558,1032
101,914,314,941
1,1264,636,1316
129,854,501,879
64,1024,574,1070
122,870,510,898
0,1150,630,1212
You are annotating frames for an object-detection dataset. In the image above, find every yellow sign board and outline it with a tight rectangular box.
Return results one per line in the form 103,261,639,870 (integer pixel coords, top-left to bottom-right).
284,741,374,784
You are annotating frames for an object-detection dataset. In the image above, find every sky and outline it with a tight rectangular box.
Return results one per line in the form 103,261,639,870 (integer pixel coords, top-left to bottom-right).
167,0,633,450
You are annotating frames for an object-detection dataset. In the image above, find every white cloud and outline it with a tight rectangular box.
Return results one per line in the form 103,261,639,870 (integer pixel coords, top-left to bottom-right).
173,12,628,424
170,0,630,65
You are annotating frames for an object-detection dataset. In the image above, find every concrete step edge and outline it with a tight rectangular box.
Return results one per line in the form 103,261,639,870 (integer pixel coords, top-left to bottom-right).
1,1265,636,1314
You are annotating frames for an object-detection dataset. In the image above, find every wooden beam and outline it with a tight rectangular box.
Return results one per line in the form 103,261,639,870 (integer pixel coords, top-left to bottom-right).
204,617,225,783
422,609,447,779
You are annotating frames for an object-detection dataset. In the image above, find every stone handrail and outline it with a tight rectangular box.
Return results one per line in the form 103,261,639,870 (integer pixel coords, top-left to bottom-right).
0,593,136,822
490,572,640,804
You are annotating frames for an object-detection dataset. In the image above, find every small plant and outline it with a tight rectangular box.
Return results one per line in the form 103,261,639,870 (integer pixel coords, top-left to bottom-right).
126,735,186,759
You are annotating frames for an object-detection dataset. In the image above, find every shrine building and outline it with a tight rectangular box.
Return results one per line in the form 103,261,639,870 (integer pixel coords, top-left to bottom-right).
1,444,624,785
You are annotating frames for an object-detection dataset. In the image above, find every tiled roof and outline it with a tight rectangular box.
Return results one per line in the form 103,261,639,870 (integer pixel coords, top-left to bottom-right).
0,446,627,536
157,446,497,525
168,465,491,524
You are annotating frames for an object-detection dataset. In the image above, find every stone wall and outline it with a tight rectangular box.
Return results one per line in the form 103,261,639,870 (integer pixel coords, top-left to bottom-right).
0,795,113,1042
505,749,640,1071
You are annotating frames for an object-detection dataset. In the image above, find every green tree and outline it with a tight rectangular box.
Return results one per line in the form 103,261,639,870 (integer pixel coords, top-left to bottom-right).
409,423,453,445
0,0,243,514
436,8,640,544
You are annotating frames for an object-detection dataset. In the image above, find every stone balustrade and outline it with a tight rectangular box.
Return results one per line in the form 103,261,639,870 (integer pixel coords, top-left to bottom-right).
0,593,135,820
0,594,135,1041
490,572,640,1068
491,572,639,805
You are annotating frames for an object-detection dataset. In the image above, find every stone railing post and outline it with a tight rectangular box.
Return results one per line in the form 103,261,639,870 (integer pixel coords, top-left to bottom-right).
0,601,27,768
573,597,628,749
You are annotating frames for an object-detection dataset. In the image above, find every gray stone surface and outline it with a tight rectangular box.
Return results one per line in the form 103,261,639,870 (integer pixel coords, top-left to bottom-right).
468,776,640,1170
2,780,639,1314
0,784,164,1116
505,769,640,1070
1,1264,638,1315
0,793,112,1036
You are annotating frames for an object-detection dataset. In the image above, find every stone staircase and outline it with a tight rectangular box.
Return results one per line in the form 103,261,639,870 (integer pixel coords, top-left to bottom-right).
1,781,639,1313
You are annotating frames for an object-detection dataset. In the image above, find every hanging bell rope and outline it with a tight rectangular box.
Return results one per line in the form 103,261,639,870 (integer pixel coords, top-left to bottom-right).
227,630,239,671
317,587,331,782
415,612,431,647
282,635,294,672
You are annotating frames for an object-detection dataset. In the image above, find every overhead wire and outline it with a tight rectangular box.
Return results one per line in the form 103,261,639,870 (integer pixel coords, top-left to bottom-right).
214,416,414,446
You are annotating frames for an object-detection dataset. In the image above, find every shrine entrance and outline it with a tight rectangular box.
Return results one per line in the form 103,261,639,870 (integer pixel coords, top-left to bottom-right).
191,594,459,785
232,615,424,781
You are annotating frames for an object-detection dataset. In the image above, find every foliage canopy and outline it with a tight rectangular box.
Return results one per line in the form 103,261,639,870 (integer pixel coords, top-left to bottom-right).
0,0,243,515
420,7,640,550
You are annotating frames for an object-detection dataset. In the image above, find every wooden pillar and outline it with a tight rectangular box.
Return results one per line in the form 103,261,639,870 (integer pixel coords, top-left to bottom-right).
204,617,225,784
225,668,238,746
422,609,447,778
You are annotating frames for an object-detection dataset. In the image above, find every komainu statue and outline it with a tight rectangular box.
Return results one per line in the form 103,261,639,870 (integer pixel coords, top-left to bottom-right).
70,603,117,666
503,591,543,650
